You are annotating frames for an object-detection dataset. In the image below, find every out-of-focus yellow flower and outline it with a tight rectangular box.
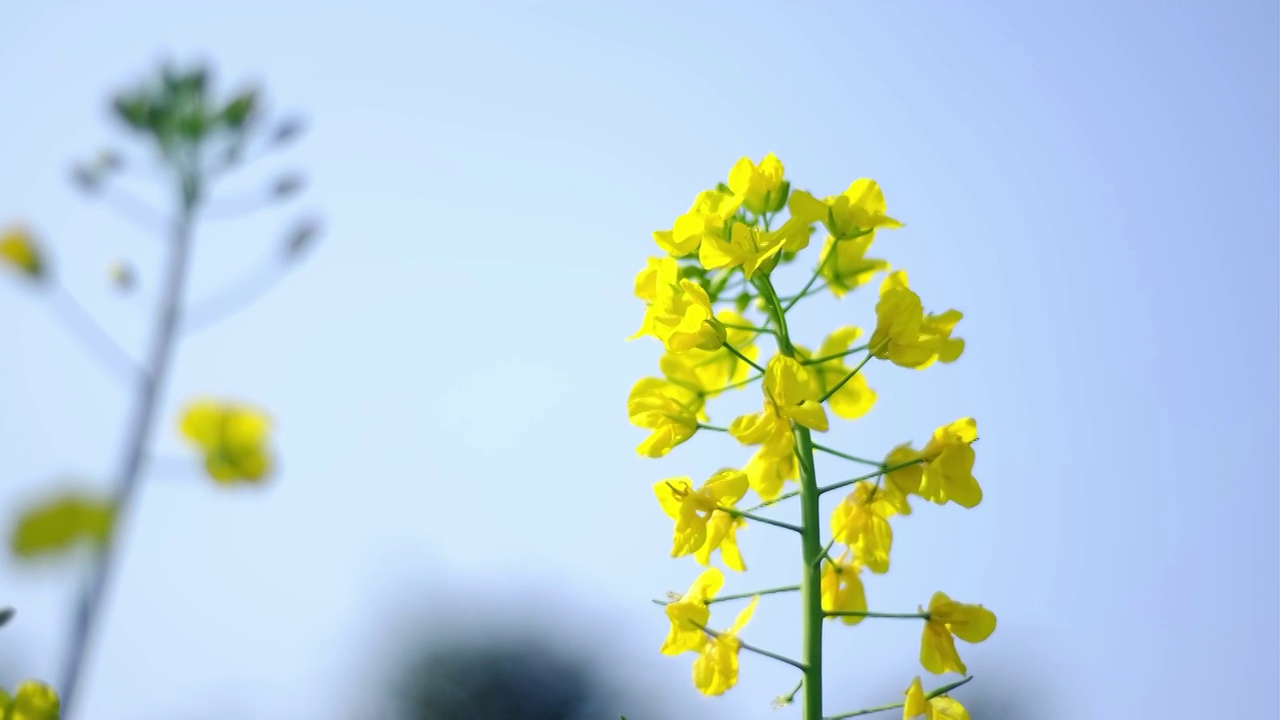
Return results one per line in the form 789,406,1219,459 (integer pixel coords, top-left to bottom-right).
691,596,758,696
797,326,877,420
661,568,723,655
918,418,981,508
654,189,742,257
903,676,969,720
830,481,896,573
654,469,749,571
10,491,115,560
0,225,46,281
743,439,798,502
727,154,788,216
819,233,890,297
0,680,61,720
178,400,273,484
919,591,996,675
869,271,964,369
632,275,725,353
880,443,924,515
821,555,867,626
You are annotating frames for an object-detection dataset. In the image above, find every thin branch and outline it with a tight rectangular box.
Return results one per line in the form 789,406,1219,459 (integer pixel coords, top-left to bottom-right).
818,351,874,403
721,506,802,533
824,677,973,719
47,284,145,382
696,623,808,673
741,490,799,513
811,443,883,468
651,585,800,607
801,344,867,366
823,610,928,620
723,342,766,374
183,257,291,334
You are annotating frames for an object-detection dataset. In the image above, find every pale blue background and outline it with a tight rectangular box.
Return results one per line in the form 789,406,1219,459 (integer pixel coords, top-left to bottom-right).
1,2,1276,718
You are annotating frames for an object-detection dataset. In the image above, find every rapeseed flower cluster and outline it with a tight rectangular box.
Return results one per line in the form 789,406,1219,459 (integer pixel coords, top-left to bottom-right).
629,155,994,719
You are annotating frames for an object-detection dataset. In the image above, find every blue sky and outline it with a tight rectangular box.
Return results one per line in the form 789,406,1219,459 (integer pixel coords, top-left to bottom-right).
1,2,1276,718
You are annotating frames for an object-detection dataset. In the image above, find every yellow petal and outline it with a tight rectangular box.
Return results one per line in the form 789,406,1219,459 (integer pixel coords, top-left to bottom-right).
11,491,115,559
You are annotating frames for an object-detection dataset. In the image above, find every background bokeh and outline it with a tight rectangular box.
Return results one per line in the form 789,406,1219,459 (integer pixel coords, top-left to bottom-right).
2,2,1276,718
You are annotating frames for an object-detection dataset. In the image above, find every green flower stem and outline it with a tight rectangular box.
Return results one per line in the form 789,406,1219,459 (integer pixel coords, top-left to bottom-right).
782,228,872,313
59,162,202,716
723,342,766,374
697,423,729,433
818,457,925,496
779,281,829,305
705,373,763,395
823,610,928,620
722,506,802,534
818,351,874,403
824,677,973,719
720,322,776,335
651,584,800,607
810,443,883,468
742,490,800,512
755,272,825,720
811,536,839,570
801,344,867,365
778,678,804,707
696,623,808,672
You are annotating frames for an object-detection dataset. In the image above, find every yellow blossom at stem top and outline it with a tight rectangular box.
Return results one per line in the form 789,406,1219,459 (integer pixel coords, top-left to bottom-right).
661,568,724,655
653,189,742,257
178,400,274,484
0,225,46,281
918,418,981,508
654,469,749,571
0,680,61,720
791,179,903,239
691,596,758,696
869,271,964,369
727,154,788,216
903,677,969,720
627,377,704,458
830,481,896,573
920,591,997,675
797,326,877,421
818,232,890,297
821,554,868,626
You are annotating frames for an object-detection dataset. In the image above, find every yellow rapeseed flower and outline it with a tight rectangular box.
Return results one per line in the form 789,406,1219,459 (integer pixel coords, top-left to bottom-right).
632,275,726,353
830,482,896,573
727,154,788,216
178,400,274,484
821,555,867,626
0,225,45,281
658,310,759,398
627,378,703,457
661,568,724,655
0,680,60,720
869,271,964,369
918,418,981,508
654,469,749,571
919,591,996,675
691,596,758,696
903,676,969,720
654,189,742,257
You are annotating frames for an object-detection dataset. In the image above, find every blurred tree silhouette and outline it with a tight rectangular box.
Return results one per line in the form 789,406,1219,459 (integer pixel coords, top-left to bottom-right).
392,636,607,720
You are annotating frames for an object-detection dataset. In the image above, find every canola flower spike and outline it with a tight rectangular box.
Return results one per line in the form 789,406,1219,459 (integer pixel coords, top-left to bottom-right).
178,399,274,484
919,592,997,675
636,157,991,718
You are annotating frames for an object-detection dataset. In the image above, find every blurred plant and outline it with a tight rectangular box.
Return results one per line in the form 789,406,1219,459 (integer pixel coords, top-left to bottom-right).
1,60,322,719
0,608,60,719
632,155,993,719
